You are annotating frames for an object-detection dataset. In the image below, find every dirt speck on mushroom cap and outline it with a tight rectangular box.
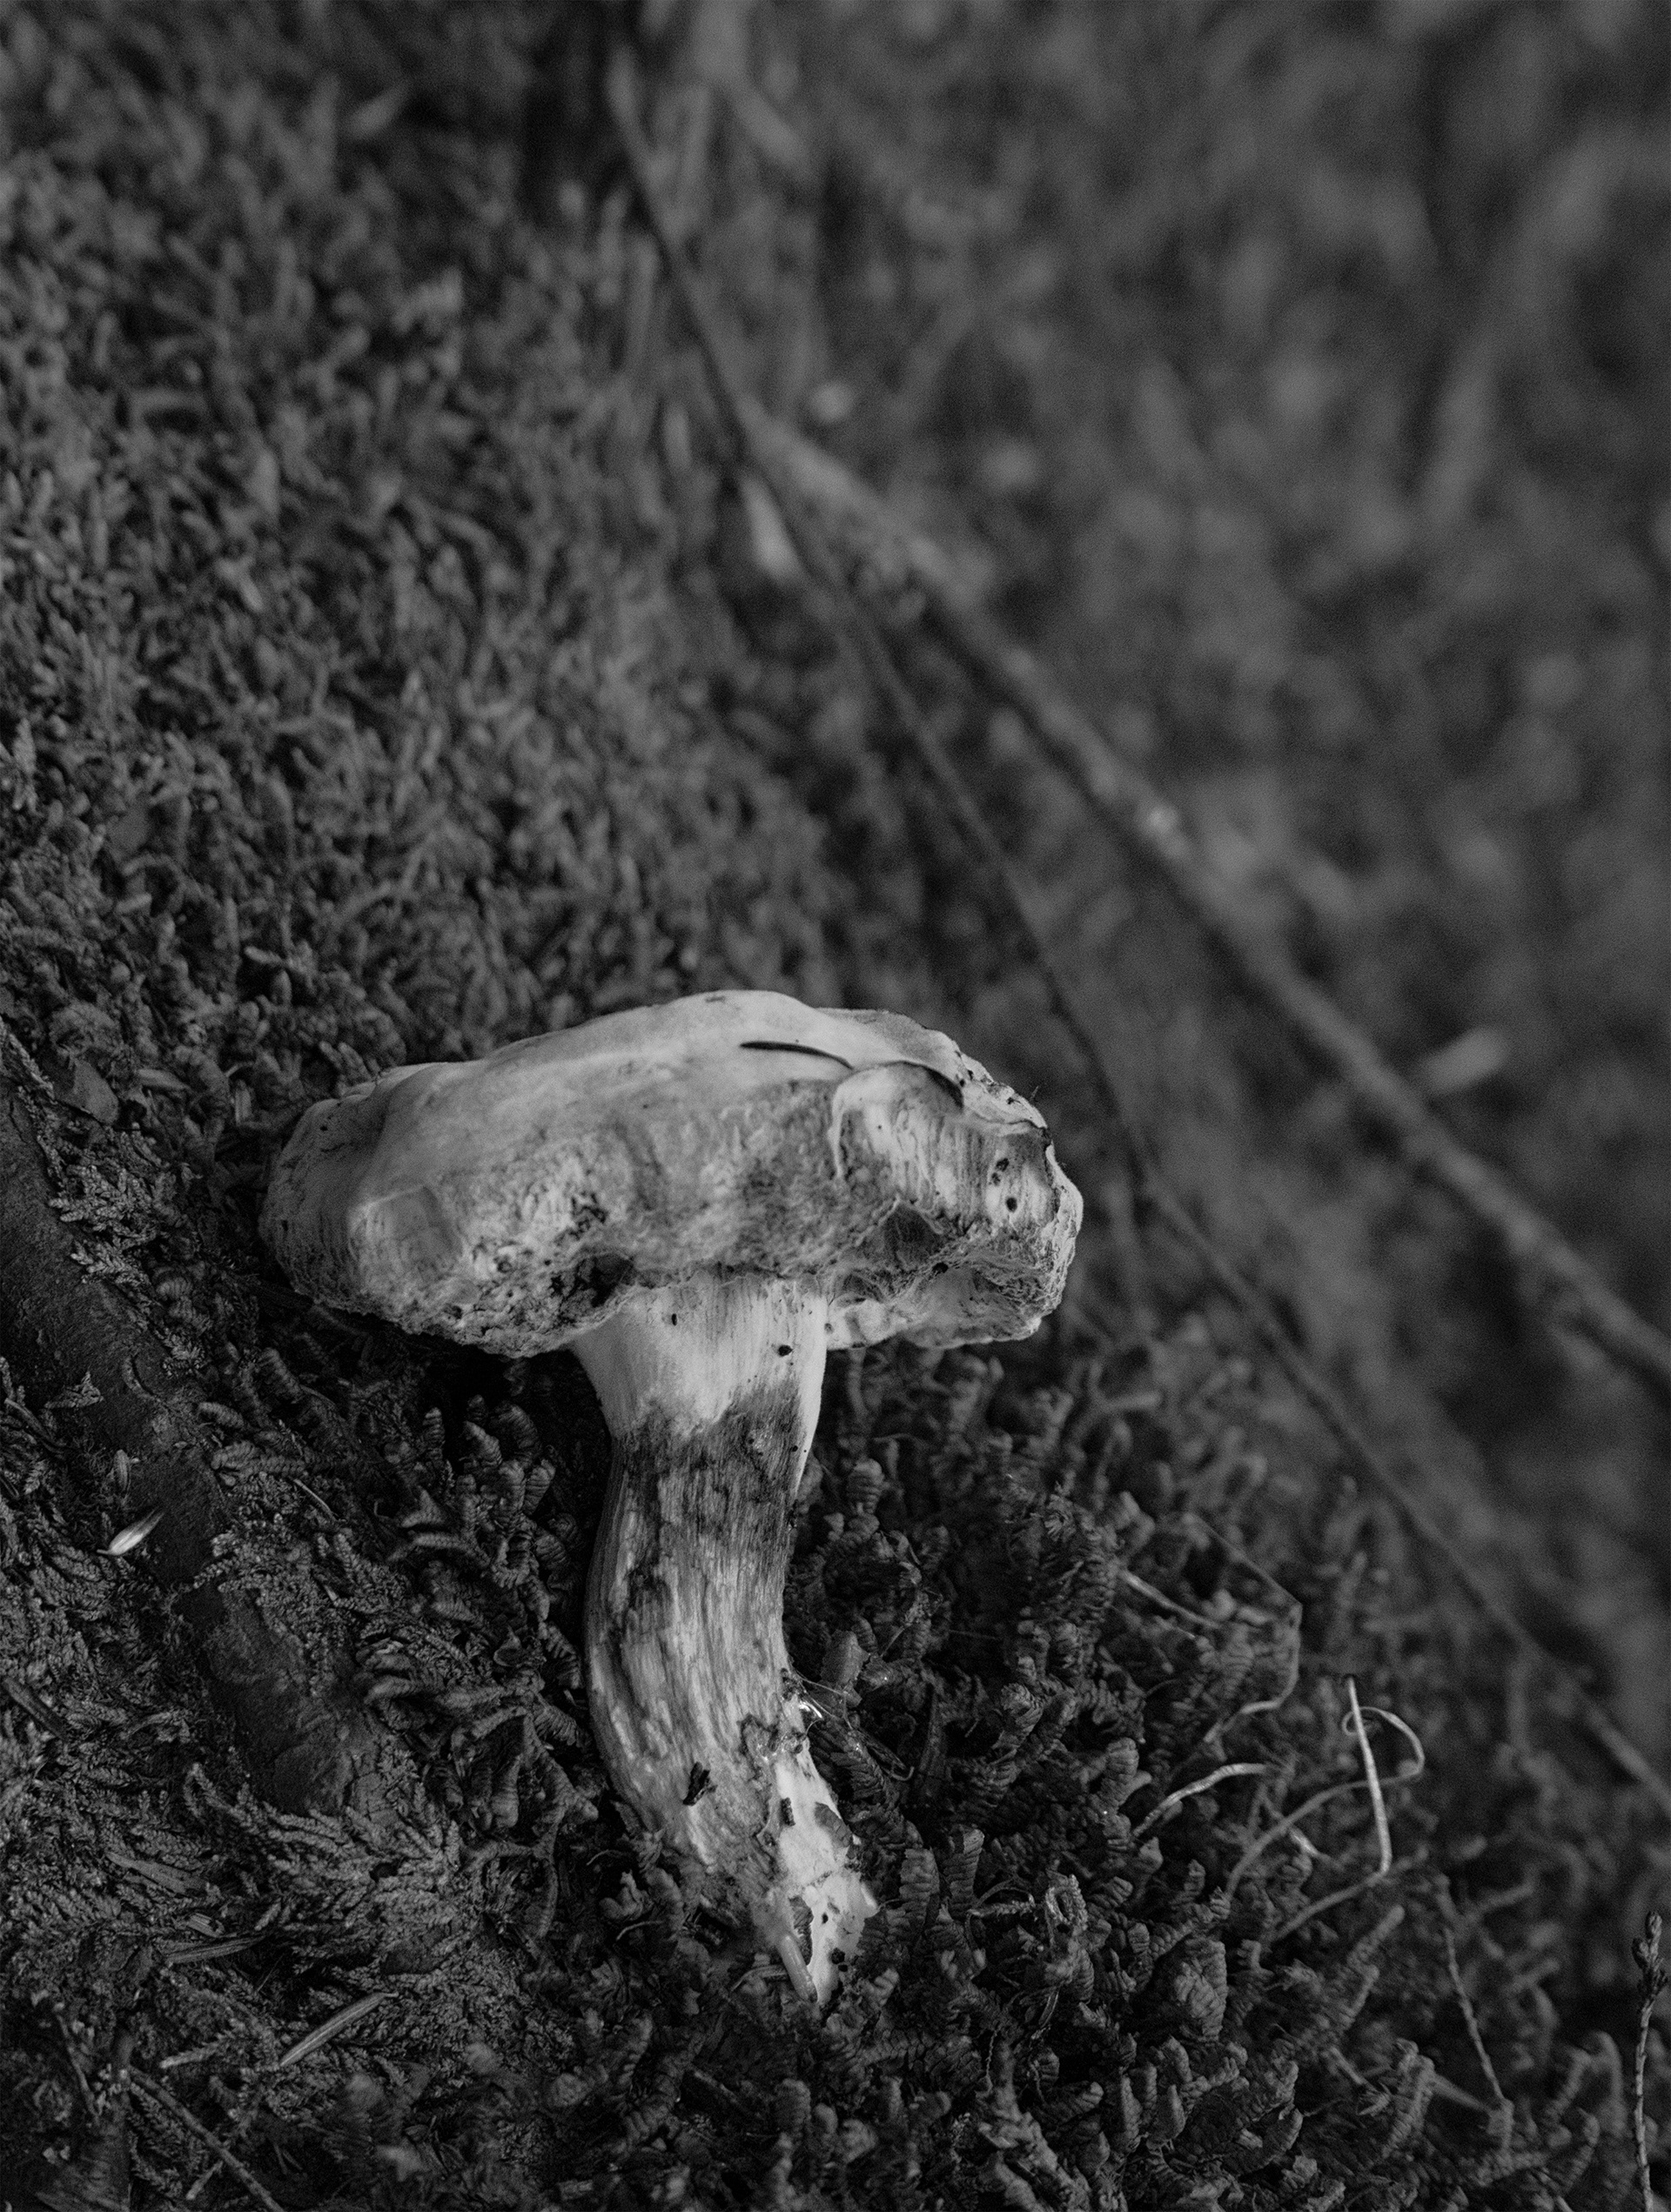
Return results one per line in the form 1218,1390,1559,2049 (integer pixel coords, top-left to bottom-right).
262,989,1082,1357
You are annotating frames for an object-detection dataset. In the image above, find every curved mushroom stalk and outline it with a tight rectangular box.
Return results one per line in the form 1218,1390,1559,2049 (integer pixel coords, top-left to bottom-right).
574,1276,873,2004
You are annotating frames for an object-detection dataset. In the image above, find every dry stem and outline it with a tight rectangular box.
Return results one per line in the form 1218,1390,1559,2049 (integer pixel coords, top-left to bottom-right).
750,404,1671,1414
129,2073,288,2212
1633,1910,1667,2212
604,50,1671,1820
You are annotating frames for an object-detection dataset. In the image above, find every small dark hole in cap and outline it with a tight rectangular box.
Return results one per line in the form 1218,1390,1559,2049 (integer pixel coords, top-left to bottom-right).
777,1344,792,1356
1005,1196,1018,1212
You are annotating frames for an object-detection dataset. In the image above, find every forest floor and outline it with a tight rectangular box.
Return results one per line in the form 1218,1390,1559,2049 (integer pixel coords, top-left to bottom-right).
681,0,1671,1763
0,3,1665,2208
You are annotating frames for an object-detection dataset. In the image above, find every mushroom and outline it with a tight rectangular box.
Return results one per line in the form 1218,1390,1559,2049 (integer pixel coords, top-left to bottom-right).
262,990,1082,2002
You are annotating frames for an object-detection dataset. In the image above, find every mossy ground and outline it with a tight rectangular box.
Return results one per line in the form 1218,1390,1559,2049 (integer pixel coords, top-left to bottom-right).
0,3,1664,2207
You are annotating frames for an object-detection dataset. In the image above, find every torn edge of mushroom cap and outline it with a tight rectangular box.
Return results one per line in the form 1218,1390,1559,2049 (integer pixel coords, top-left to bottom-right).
822,1059,1081,1349
261,990,1082,1358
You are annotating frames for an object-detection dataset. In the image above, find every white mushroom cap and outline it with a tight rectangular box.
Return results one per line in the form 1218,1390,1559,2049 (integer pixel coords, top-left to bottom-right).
262,990,1081,1359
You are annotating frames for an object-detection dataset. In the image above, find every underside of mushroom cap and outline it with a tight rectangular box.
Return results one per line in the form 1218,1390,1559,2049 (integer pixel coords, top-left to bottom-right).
262,989,1082,1357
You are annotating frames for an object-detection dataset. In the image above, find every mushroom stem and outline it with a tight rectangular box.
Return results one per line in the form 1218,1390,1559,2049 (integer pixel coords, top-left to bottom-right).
573,1274,876,2004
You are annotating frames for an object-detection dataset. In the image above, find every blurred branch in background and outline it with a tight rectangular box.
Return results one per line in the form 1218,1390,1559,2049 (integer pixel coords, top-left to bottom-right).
606,50,1671,1809
589,0,1670,1780
742,402,1671,1412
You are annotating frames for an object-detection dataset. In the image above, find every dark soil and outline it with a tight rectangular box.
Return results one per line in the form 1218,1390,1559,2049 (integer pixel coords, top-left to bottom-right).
0,3,1664,2208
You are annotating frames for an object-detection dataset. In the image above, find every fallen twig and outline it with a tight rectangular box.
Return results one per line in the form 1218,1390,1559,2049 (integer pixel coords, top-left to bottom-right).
605,52,1151,1182
606,51,1671,1818
1225,1700,1426,1906
0,1071,400,1816
1269,1865,1406,1948
277,1991,388,2070
2,1672,75,1739
1144,1185,1671,1820
1131,1762,1266,1843
128,2071,288,2212
1347,1679,1393,1877
1633,1911,1667,2212
1440,1920,1513,2144
745,398,1671,1415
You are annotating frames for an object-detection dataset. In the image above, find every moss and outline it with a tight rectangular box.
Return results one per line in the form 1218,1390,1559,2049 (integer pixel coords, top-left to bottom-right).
4,1321,1661,2203
0,3,1663,2207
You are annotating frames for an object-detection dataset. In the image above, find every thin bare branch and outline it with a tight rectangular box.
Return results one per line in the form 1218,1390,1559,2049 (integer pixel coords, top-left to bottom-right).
1632,1911,1667,2212
748,403,1671,1415
1346,1679,1393,1877
277,1991,388,2070
605,50,1671,1822
1131,1762,1266,1842
1441,1922,1513,2138
1144,1185,1671,1820
129,2071,289,2212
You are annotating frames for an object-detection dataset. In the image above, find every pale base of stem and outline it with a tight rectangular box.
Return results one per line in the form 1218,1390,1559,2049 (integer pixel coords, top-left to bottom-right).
577,1275,877,2005
763,1712,878,2003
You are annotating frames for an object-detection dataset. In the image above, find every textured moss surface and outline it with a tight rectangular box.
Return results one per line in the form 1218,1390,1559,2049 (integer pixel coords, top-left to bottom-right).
0,3,1663,2207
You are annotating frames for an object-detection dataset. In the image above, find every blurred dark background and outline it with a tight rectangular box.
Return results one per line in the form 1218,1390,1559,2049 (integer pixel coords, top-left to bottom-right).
644,0,1669,1757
